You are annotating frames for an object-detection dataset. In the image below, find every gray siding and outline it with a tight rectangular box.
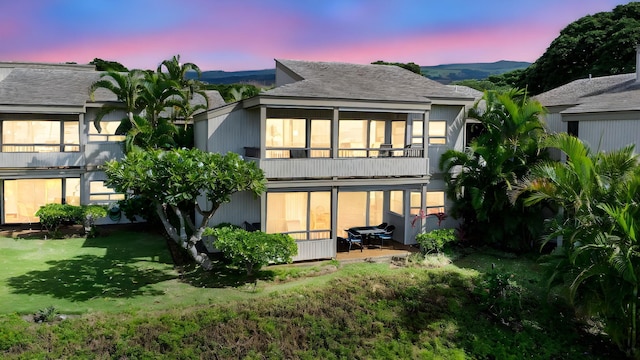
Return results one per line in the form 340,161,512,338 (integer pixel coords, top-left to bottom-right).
259,157,429,179
293,239,334,261
580,119,640,153
208,109,260,154
428,105,465,175
209,191,261,227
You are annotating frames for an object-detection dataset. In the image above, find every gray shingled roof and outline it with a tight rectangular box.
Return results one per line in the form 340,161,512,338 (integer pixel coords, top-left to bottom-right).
534,73,638,111
0,64,116,107
264,59,474,102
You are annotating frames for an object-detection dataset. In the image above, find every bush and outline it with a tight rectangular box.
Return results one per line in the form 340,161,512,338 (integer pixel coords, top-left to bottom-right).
415,228,457,254
206,227,297,276
35,203,107,238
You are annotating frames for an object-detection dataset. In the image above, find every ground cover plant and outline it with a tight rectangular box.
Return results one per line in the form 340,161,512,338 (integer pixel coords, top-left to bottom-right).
0,229,628,359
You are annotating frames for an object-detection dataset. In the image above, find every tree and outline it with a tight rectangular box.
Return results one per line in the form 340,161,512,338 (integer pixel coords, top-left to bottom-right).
89,69,146,134
89,58,128,72
371,60,422,75
103,148,267,270
513,133,640,356
514,2,640,94
439,89,548,250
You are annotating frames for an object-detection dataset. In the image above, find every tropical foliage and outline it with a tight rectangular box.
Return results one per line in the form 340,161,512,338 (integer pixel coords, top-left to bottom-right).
103,148,266,269
514,133,640,357
439,89,548,251
35,204,107,237
206,226,297,276
89,55,208,152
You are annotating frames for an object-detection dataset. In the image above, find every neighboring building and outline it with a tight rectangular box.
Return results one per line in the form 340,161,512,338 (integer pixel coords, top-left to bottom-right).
535,45,640,156
0,62,126,224
195,59,480,261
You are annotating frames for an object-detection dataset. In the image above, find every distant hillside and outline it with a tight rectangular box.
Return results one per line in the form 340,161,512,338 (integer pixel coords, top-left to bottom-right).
196,60,531,86
421,61,531,84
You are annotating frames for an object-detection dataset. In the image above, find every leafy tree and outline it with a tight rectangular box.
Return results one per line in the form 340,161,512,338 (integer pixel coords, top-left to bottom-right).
89,69,147,134
204,83,262,103
89,58,128,72
513,133,640,357
516,2,640,94
206,226,297,276
103,148,266,270
439,89,548,250
371,60,422,75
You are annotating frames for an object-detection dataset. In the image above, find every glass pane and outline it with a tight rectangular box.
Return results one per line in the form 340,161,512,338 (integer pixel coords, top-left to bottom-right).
390,190,403,215
64,122,79,145
391,121,406,151
90,181,113,194
65,178,81,206
337,192,367,237
369,120,385,148
266,192,308,233
410,191,422,207
89,121,126,142
429,121,447,137
310,192,331,230
3,121,60,152
368,191,383,225
266,119,305,148
429,138,447,145
4,179,62,223
426,191,445,207
412,120,423,137
310,120,331,158
338,120,367,157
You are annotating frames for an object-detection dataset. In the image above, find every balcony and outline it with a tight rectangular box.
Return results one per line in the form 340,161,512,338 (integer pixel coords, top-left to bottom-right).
244,146,428,179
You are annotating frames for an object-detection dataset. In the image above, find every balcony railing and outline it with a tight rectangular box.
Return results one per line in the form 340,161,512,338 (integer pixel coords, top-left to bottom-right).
245,145,423,159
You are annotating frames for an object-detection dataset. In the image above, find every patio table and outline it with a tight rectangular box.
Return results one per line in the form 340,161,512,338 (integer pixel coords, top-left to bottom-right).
348,226,386,248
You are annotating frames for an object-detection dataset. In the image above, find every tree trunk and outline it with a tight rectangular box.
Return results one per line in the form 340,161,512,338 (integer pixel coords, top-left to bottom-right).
154,202,213,270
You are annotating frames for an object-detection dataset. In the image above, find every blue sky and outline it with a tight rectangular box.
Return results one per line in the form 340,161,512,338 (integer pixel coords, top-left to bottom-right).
0,0,633,71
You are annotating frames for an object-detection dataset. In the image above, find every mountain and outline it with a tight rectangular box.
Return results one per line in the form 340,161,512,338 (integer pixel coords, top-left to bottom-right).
421,60,531,84
196,60,531,86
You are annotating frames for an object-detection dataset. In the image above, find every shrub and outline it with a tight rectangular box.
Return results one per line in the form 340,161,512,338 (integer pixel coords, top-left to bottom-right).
35,203,107,238
473,270,524,325
207,227,297,276
415,228,457,254
33,306,58,323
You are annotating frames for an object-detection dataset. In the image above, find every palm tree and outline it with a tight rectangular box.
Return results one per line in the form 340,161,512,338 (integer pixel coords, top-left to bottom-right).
439,89,548,250
89,69,146,133
157,55,209,123
514,133,640,356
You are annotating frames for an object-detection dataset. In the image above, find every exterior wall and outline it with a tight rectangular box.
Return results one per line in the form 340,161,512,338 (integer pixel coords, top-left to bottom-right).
258,157,428,179
578,118,640,153
427,105,466,175
206,108,260,154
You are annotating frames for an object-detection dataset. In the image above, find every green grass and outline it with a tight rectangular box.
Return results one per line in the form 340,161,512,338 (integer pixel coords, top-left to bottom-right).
0,231,628,359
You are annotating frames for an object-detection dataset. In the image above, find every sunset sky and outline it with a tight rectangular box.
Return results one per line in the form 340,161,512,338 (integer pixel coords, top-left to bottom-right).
0,0,633,71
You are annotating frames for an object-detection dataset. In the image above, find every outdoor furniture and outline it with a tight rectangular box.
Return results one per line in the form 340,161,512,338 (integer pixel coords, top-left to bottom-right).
374,225,395,248
376,222,388,229
346,229,364,252
378,143,392,157
349,226,387,249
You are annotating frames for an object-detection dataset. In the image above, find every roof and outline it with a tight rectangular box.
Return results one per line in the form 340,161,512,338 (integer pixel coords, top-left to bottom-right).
263,59,475,103
534,73,640,114
0,62,116,108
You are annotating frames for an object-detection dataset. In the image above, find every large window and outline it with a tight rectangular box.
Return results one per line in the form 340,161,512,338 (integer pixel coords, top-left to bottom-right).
89,181,125,203
266,118,330,158
390,190,404,215
2,120,79,152
4,178,80,224
337,191,383,236
428,120,447,145
89,121,126,142
338,119,406,157
266,191,331,240
426,191,445,215
412,120,424,145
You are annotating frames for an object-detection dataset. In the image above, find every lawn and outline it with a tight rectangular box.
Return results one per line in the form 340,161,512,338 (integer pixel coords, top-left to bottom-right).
0,229,628,359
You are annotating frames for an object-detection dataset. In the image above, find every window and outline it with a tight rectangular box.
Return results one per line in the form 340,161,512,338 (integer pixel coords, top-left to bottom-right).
338,119,407,157
426,191,445,215
567,121,579,137
3,178,79,223
412,120,424,145
337,191,383,237
410,191,422,215
390,190,403,215
89,121,126,142
428,120,447,145
2,120,79,152
266,191,331,240
89,181,125,203
266,118,331,159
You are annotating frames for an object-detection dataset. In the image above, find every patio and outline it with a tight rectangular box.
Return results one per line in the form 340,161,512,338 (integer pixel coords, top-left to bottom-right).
335,240,418,262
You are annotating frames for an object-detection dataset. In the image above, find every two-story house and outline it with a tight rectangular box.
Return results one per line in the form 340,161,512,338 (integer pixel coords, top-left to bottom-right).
195,59,479,261
0,62,126,225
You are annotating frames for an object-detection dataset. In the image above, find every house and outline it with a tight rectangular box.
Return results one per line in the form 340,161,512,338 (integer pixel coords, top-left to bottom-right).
0,61,127,224
194,59,480,261
535,45,640,155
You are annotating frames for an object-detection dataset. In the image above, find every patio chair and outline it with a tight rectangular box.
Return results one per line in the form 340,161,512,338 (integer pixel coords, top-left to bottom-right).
346,229,364,252
376,222,388,229
375,225,395,248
